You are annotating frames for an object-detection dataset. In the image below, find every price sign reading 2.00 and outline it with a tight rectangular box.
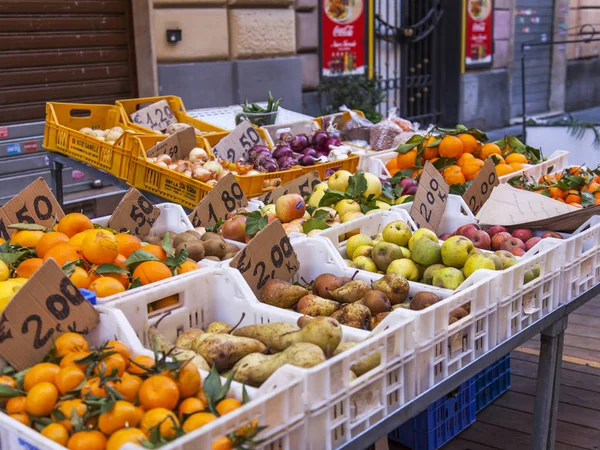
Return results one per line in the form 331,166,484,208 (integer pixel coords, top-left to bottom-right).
410,162,449,232
463,158,499,215
213,119,266,163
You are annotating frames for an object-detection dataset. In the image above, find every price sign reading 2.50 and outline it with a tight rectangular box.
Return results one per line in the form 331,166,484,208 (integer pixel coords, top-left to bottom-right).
213,120,266,163
410,162,450,233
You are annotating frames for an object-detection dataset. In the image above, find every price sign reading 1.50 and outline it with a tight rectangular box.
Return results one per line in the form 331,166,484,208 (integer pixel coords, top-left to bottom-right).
108,188,161,238
410,162,449,232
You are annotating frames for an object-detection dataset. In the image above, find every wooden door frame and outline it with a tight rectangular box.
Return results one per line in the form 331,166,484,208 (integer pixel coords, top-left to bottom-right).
131,0,159,97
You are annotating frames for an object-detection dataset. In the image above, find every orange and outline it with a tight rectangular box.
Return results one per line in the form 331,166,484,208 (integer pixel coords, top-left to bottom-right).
10,230,44,248
438,135,464,158
52,399,87,431
6,396,26,414
505,153,528,164
509,163,525,172
25,381,58,416
133,261,172,286
43,243,82,267
480,143,502,159
490,154,505,165
67,430,107,450
456,153,475,167
82,229,119,264
169,361,200,399
586,182,600,193
149,295,179,311
55,366,86,395
94,352,126,377
570,203,584,209
139,375,180,410
212,436,233,450
182,412,218,432
457,134,480,154
107,340,131,362
41,423,69,446
141,244,167,261
60,351,92,371
422,136,439,160
115,233,142,258
140,408,179,438
23,362,60,391
494,164,514,176
89,277,126,298
127,355,155,376
68,230,93,250
395,149,417,170
178,397,206,420
539,174,555,184
178,260,199,274
106,428,146,450
115,372,142,403
0,238,4,245
569,167,584,175
69,266,91,289
55,332,89,358
196,386,208,405
0,375,16,399
565,190,581,204
113,253,128,270
15,258,43,279
216,398,242,416
443,165,466,185
57,213,94,238
461,158,485,181
10,412,29,427
385,157,399,174
549,187,566,199
81,377,110,397
89,269,130,289
98,400,143,435
36,232,69,258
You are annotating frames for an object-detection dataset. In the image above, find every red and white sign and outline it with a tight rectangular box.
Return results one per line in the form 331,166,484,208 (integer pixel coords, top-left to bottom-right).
23,141,38,153
465,0,494,68
0,127,8,139
321,0,366,77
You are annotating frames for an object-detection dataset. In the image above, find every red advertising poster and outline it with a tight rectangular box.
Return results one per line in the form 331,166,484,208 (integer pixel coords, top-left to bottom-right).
465,0,494,68
321,0,366,77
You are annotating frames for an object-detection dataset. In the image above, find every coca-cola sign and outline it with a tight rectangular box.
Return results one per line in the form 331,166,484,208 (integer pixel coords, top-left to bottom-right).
333,25,354,37
465,0,494,68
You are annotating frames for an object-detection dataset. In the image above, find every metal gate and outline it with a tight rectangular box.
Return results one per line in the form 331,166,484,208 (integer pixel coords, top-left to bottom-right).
373,0,444,124
511,0,555,118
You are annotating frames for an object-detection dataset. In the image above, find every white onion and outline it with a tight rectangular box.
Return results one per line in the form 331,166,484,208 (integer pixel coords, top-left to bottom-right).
203,161,223,176
189,147,208,162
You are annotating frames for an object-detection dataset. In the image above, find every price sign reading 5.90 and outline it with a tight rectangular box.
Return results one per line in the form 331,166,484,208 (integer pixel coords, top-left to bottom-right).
463,158,499,215
410,162,449,232
212,119,266,163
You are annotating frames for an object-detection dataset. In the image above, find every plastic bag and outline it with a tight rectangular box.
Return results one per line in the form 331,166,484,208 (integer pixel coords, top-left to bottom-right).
339,105,373,143
369,108,416,151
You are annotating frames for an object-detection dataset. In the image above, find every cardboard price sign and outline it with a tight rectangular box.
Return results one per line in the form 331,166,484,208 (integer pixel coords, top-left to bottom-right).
145,127,197,160
410,162,449,232
229,221,300,296
462,158,499,215
212,120,266,163
130,99,177,132
0,178,65,239
188,173,248,227
108,188,161,237
261,120,318,143
0,259,99,371
258,172,321,205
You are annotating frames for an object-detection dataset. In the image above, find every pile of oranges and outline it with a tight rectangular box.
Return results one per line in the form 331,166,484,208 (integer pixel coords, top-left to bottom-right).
512,166,600,208
0,333,256,450
386,131,536,186
0,212,200,299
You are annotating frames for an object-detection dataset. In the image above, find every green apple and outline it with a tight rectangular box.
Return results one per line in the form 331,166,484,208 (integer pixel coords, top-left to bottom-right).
308,189,326,208
422,264,446,284
399,247,411,259
328,170,353,191
432,267,465,290
346,234,372,259
494,250,516,269
375,200,391,210
312,206,339,225
395,195,413,204
408,228,438,251
335,199,361,217
353,256,378,272
261,204,276,215
441,235,475,268
386,258,419,281
411,237,442,266
314,182,329,192
352,245,373,259
362,172,382,198
484,253,503,270
382,220,412,246
463,254,496,278
372,241,405,272
341,211,364,223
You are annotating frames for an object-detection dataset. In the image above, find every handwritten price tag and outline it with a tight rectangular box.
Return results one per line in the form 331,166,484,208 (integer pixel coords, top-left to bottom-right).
146,127,197,160
258,172,321,205
130,99,177,132
229,221,300,296
0,259,99,371
0,178,65,238
108,188,161,237
212,120,266,163
410,162,449,232
188,174,248,228
463,158,499,215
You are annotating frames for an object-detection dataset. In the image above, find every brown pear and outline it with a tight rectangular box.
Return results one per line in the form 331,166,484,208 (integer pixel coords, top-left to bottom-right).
312,274,347,300
371,273,410,305
336,303,371,330
205,321,233,334
260,279,309,309
360,290,391,315
193,333,267,371
297,316,313,328
329,280,371,303
333,342,381,376
410,292,441,311
296,294,341,317
174,328,204,350
370,312,390,330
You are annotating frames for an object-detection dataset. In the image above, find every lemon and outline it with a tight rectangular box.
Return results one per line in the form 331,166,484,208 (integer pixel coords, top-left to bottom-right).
0,261,8,282
0,278,27,311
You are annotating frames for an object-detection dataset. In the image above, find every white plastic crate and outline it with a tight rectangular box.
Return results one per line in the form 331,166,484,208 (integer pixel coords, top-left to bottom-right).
392,194,476,236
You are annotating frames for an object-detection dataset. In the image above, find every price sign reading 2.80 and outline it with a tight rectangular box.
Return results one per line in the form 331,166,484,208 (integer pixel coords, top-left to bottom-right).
410,162,449,232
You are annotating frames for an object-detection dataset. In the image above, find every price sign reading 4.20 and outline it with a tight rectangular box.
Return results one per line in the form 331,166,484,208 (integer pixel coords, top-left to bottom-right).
463,158,499,215
130,99,177,132
229,221,300,296
410,162,450,232
188,174,248,228
108,188,161,238
212,119,267,163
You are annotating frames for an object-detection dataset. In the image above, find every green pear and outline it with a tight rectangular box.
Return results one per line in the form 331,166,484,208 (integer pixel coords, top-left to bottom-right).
346,234,373,259
432,267,465,290
333,342,381,376
441,236,475,268
382,221,412,247
386,258,419,281
408,228,438,251
411,237,442,266
371,241,405,272
422,264,446,285
463,254,496,278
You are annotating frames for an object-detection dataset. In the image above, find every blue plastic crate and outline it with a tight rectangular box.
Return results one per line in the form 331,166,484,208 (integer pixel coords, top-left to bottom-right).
388,378,476,450
79,288,97,305
475,354,511,412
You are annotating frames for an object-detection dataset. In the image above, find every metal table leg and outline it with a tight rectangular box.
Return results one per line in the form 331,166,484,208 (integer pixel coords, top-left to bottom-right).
49,160,64,207
531,317,567,450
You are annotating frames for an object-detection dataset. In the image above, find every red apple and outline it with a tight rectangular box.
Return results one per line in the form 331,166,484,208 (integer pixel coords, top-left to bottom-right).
511,247,526,257
462,227,482,241
499,237,526,255
226,207,249,220
275,193,306,223
491,232,513,251
512,228,534,242
525,237,542,251
471,230,492,250
266,212,277,223
487,225,509,238
222,215,247,243
439,233,453,240
455,224,479,237
541,231,564,239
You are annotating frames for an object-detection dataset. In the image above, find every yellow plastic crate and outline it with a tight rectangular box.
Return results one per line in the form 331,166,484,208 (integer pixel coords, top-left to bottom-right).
299,154,360,179
44,102,137,180
312,110,367,129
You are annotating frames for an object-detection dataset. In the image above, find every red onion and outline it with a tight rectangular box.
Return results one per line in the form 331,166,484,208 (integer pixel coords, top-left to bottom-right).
279,132,293,142
290,134,309,152
249,145,271,161
300,155,317,166
302,147,319,158
313,131,329,152
278,156,297,169
399,178,416,190
272,145,293,159
325,137,341,150
404,185,418,195
325,168,338,177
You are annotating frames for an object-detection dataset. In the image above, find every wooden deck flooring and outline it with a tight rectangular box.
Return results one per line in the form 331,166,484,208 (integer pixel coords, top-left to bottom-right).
389,295,600,450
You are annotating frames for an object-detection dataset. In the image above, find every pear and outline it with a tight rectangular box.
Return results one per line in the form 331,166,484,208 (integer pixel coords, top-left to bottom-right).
392,302,411,310
312,274,349,300
147,326,210,371
260,279,308,308
205,322,233,334
193,333,267,371
224,343,326,387
297,315,313,328
296,294,341,316
174,328,204,350
410,292,441,311
449,307,469,324
370,312,390,330
329,280,371,303
360,290,391,315
234,317,342,355
371,241,405,272
333,342,381,376
371,273,410,305
336,303,371,330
